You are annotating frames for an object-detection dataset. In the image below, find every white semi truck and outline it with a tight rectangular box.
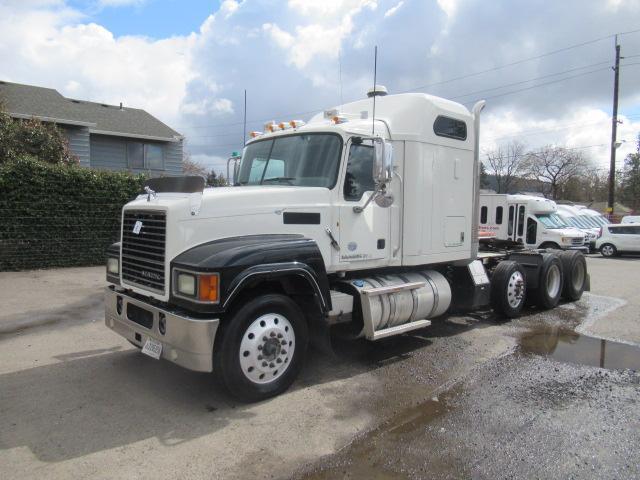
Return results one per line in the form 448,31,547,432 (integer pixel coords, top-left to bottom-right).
479,194,586,250
105,90,589,401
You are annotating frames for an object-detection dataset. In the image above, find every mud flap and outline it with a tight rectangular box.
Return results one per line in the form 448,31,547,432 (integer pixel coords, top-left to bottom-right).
585,273,591,292
308,316,336,358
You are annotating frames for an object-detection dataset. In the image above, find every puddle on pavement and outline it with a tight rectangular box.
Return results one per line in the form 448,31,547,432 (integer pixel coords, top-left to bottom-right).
518,327,640,371
296,389,458,480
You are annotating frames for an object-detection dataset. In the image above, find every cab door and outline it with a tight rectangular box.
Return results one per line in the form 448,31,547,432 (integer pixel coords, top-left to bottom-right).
337,139,391,265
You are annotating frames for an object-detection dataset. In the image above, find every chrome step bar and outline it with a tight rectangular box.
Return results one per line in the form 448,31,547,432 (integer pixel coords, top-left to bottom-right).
370,319,432,341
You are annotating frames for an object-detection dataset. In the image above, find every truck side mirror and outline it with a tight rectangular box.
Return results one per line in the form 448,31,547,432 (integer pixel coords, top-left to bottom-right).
373,139,393,184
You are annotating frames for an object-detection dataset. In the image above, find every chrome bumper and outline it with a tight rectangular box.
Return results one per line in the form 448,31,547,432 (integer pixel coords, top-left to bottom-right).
104,286,219,372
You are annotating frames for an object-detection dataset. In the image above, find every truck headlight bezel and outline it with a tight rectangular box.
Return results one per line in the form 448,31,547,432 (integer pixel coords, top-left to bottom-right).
107,257,120,275
172,269,220,304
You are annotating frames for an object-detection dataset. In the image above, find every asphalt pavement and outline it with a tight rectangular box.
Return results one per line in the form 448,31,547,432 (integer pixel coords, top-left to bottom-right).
0,256,638,479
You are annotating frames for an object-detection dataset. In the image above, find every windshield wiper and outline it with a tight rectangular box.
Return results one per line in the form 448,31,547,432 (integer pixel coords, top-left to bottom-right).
261,177,296,185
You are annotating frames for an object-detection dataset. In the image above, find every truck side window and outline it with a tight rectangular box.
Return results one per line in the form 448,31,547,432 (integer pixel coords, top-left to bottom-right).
496,206,503,225
344,143,375,201
508,206,514,235
433,116,467,140
526,217,537,244
480,206,487,224
517,206,525,237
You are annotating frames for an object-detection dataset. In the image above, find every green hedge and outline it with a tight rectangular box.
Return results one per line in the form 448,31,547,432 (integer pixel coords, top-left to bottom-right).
0,157,146,271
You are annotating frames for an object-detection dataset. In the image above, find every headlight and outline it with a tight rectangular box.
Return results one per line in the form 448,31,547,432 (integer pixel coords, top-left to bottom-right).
177,272,196,296
107,257,119,275
174,270,220,303
561,237,569,243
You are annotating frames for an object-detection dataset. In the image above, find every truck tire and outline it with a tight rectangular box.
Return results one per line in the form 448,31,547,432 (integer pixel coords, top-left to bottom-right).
532,254,563,309
490,261,527,318
600,243,617,257
558,250,587,301
214,294,308,402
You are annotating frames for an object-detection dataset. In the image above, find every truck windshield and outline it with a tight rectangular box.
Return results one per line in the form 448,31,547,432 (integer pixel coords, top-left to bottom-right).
236,134,342,187
535,213,568,229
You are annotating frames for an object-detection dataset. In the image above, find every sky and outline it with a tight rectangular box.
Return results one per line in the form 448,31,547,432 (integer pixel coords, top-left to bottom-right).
1,0,640,175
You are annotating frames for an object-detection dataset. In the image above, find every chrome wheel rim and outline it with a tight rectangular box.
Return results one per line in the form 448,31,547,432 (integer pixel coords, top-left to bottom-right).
602,245,614,257
507,271,525,308
572,261,585,290
546,264,561,298
239,313,295,384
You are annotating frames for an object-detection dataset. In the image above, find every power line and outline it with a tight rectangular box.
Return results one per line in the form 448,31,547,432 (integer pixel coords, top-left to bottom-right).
450,61,610,100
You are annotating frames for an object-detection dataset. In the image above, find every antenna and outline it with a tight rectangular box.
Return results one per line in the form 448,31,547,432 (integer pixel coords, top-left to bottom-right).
372,45,377,135
338,48,344,108
243,89,247,146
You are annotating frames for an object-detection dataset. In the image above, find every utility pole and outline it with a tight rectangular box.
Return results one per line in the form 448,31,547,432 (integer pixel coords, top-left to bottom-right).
607,36,621,216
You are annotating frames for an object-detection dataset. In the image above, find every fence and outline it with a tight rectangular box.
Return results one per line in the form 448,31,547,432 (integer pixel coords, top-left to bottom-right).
0,158,145,271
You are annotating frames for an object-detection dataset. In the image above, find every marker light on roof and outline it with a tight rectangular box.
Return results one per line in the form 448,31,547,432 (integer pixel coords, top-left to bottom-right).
289,120,305,128
324,109,339,119
264,121,278,133
278,122,291,130
332,115,348,124
249,131,263,138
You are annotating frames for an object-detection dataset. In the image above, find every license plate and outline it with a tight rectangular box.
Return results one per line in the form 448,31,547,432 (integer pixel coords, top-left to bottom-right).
141,337,162,360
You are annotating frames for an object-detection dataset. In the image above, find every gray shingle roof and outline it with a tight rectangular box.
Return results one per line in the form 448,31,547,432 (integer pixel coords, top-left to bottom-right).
0,81,182,141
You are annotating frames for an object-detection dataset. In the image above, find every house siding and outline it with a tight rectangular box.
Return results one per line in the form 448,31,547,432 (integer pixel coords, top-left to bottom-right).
89,134,183,176
62,126,90,167
164,139,184,175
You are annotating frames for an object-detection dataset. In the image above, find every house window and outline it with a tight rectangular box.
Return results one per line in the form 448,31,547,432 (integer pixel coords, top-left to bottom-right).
146,144,164,170
127,142,144,169
127,142,164,170
433,116,467,140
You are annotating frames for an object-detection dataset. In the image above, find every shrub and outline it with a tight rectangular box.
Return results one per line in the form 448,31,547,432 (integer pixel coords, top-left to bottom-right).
0,157,146,270
0,107,74,165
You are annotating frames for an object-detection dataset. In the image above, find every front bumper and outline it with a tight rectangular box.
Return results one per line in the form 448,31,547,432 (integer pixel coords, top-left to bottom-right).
104,286,219,372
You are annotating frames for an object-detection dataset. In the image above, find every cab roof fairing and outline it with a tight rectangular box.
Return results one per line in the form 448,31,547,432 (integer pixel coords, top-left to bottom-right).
246,93,474,148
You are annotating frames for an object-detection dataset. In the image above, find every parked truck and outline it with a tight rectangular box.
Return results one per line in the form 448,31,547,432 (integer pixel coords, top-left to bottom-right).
105,89,589,401
479,194,586,250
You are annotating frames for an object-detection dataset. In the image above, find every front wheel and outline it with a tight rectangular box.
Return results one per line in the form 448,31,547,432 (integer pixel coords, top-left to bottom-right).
214,294,308,402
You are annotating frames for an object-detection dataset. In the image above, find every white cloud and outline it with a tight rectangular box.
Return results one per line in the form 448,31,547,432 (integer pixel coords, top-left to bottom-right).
1,0,639,170
481,107,640,170
436,0,459,17
384,1,404,18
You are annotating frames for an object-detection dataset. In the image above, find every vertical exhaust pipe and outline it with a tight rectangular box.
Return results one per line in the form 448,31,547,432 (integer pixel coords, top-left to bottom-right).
470,100,486,259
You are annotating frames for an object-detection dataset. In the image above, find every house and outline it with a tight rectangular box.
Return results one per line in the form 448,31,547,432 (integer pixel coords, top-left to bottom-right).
0,81,183,175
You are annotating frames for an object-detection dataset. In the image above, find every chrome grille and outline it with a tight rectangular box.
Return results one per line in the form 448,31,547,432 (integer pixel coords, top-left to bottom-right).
571,237,584,246
121,210,166,294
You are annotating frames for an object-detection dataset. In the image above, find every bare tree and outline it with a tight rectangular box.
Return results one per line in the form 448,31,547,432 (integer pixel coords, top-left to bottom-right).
523,146,590,200
483,141,527,193
182,150,207,177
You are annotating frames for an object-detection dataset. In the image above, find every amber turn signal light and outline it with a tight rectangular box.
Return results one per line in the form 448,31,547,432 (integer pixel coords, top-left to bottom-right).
198,274,220,303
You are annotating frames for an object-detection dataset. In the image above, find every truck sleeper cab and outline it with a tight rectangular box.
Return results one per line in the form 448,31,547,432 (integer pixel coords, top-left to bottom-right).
105,91,589,402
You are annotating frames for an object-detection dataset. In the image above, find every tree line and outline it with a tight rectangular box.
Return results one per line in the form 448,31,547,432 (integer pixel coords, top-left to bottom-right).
481,137,640,211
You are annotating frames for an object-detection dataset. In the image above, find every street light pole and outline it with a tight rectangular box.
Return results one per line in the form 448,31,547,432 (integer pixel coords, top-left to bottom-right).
607,36,621,216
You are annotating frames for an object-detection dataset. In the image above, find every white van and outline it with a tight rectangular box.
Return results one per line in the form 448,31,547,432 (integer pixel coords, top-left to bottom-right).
556,204,599,250
479,194,586,250
576,207,610,228
596,224,640,256
621,215,640,224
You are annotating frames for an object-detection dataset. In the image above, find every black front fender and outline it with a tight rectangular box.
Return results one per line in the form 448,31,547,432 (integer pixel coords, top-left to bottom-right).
170,234,331,314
